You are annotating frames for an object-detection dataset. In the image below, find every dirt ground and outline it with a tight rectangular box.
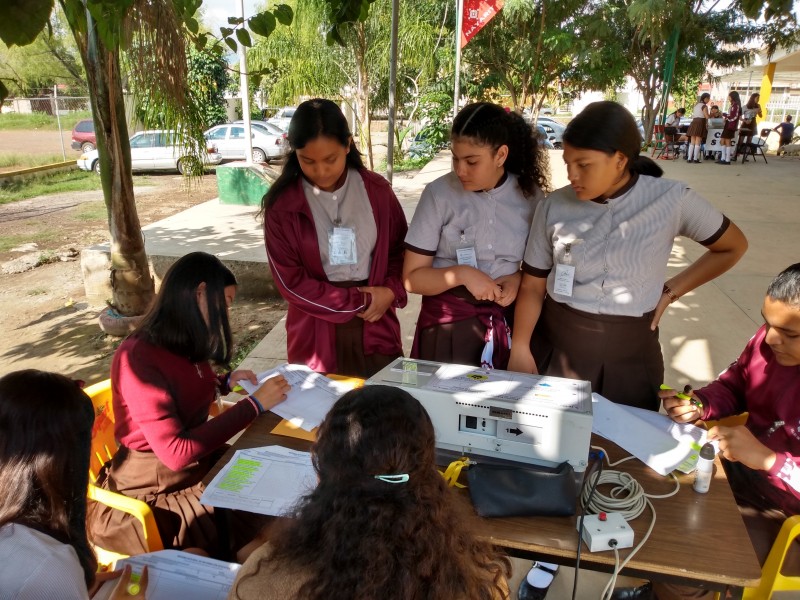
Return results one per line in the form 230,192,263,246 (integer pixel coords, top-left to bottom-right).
0,168,287,385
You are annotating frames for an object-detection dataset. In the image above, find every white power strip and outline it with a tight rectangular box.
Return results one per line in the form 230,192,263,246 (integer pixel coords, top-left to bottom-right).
577,512,634,552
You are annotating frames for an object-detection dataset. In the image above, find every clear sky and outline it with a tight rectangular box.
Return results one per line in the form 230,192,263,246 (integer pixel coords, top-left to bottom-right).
200,0,263,33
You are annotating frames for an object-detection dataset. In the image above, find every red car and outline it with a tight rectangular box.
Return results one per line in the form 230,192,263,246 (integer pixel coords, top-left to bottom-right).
71,118,96,152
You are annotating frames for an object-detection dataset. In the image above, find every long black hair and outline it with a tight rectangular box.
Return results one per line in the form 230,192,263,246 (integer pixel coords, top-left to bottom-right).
563,101,663,177
135,251,237,365
452,102,550,195
239,385,511,600
0,370,97,587
262,98,365,213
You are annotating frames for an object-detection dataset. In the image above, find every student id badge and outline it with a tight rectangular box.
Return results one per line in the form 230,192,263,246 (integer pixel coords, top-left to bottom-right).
455,231,478,268
553,242,576,297
328,227,357,265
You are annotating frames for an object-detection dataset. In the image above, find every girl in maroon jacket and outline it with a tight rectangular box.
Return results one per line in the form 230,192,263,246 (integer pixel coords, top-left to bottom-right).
717,90,742,165
262,99,407,378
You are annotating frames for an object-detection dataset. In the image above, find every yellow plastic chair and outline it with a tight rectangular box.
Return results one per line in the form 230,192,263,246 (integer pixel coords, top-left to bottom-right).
84,379,163,566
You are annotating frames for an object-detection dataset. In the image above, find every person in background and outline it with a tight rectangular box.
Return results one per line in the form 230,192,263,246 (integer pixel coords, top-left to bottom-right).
663,107,686,158
739,93,763,158
657,263,800,600
403,102,549,370
263,99,407,378
709,105,722,119
685,93,710,164
718,90,742,165
774,115,795,156
508,101,747,410
0,370,147,599
90,252,291,558
228,385,511,600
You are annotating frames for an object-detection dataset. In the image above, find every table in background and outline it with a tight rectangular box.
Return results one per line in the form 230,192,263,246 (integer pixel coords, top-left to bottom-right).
206,412,762,595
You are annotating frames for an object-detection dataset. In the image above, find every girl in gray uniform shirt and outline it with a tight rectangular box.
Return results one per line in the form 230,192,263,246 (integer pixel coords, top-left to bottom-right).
403,103,549,369
508,101,748,410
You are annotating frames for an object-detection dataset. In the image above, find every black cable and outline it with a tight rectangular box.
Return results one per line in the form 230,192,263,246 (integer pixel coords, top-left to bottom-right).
571,452,604,600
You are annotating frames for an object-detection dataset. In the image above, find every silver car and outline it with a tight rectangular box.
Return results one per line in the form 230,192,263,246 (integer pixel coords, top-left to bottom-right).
76,130,222,174
535,119,566,149
266,106,296,132
204,122,288,163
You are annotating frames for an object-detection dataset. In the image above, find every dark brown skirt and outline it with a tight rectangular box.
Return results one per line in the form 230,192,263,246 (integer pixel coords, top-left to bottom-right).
89,446,270,558
329,279,400,378
720,127,737,140
686,117,707,139
530,296,663,410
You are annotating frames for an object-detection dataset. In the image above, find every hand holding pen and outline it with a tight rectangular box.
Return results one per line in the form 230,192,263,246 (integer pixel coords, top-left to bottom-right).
659,384,704,424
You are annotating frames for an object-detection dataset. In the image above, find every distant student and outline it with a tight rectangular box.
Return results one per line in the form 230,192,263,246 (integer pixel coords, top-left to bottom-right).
739,92,763,151
263,99,407,378
717,90,742,165
508,101,748,410
403,102,549,369
775,115,795,156
657,263,800,600
685,93,710,163
663,108,686,158
0,370,146,599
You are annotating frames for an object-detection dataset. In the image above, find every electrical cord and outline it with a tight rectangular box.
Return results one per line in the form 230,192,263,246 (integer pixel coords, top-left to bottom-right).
571,451,605,600
584,445,680,600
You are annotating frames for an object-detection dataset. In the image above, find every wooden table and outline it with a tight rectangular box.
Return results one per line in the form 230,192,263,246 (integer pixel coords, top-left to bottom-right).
205,412,762,594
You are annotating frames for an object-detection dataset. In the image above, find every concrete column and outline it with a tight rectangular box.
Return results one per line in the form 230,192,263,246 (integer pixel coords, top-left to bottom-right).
758,62,777,121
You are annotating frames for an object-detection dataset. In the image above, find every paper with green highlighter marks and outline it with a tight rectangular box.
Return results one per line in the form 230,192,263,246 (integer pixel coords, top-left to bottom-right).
200,445,315,515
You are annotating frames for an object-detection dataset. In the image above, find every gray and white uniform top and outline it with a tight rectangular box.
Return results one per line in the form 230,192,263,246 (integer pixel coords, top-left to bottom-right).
405,171,542,279
522,174,729,316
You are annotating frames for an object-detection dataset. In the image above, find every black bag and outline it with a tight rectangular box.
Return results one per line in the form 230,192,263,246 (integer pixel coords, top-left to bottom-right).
466,460,577,518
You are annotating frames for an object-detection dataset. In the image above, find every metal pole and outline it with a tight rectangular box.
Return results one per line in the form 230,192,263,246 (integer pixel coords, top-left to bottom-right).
453,0,463,120
54,85,66,161
386,0,400,183
238,0,253,165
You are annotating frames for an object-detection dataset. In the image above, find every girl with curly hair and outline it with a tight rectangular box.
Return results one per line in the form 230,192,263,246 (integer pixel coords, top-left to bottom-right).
229,385,511,600
403,102,550,369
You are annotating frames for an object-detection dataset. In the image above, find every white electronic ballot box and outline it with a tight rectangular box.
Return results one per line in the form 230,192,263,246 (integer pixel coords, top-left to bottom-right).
365,358,593,472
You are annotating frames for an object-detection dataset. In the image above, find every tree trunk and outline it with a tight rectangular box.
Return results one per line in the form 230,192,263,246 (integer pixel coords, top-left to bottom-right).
78,9,155,316
354,23,373,170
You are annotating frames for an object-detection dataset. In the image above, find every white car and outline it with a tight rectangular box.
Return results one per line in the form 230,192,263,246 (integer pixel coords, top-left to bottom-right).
77,130,222,175
205,122,288,163
535,119,566,149
266,106,296,132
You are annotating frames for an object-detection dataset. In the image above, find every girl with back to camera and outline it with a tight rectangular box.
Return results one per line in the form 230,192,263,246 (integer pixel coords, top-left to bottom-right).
90,251,291,558
684,92,710,163
403,102,549,370
507,101,747,410
718,90,742,165
0,370,146,599
739,92,763,159
263,98,408,378
228,385,511,600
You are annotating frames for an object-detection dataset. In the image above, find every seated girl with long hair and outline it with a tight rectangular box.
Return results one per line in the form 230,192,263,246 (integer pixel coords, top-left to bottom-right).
0,369,146,599
90,251,291,558
229,385,511,600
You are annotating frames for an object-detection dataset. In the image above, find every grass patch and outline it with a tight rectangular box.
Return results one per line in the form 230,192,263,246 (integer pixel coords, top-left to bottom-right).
375,154,432,173
0,231,59,253
0,170,102,204
26,288,49,296
0,111,93,130
0,153,70,169
75,201,107,221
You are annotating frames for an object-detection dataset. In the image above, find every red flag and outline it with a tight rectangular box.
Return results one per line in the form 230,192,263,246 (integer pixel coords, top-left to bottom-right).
461,0,505,48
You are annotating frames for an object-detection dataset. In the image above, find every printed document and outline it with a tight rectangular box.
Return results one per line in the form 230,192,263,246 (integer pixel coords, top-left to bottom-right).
238,363,352,431
94,550,239,600
201,445,316,515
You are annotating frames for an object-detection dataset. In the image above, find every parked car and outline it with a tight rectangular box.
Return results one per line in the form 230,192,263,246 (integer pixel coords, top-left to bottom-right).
534,124,556,150
71,118,96,152
535,119,566,148
266,106,296,131
77,130,222,174
205,122,288,163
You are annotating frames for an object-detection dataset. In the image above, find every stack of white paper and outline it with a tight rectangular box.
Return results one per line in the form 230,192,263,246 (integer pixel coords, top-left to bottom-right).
201,445,316,515
238,363,353,431
591,393,707,476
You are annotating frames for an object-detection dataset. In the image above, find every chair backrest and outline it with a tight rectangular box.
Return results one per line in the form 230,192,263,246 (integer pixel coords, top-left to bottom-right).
742,515,800,598
84,379,117,482
761,128,772,138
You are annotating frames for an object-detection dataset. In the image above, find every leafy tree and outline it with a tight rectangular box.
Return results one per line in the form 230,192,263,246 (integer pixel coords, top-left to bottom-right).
0,0,292,317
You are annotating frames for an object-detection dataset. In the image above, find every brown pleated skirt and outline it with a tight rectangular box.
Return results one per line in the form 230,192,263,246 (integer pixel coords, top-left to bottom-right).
331,280,400,378
89,446,270,558
530,296,663,411
686,117,707,139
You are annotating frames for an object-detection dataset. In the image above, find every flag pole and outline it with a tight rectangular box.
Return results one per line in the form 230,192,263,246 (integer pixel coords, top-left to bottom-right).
453,0,463,120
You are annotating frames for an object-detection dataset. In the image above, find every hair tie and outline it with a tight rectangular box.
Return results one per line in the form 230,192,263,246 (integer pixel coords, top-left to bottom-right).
374,473,409,484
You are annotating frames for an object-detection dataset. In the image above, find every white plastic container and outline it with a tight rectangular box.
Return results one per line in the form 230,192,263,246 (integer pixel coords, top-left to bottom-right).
693,443,715,494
